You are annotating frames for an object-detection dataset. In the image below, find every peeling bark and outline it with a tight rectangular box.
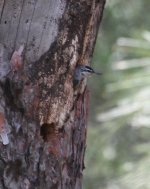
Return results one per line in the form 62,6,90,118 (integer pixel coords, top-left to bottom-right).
0,0,106,188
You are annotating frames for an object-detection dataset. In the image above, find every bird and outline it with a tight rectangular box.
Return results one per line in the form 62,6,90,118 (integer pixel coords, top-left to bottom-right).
73,64,102,86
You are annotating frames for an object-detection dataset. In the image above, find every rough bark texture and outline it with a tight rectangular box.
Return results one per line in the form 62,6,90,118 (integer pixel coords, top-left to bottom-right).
0,0,106,188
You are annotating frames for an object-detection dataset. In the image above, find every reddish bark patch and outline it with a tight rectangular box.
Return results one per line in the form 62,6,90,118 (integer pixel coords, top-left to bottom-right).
40,123,61,157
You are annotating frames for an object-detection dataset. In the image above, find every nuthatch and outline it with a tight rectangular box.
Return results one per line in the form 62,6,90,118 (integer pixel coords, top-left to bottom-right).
74,65,102,85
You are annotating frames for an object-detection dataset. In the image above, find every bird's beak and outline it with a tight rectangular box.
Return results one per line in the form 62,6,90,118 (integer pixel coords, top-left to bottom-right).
94,71,103,75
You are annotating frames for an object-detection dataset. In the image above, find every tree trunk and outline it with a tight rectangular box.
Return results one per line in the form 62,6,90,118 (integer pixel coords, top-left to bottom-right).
0,0,105,188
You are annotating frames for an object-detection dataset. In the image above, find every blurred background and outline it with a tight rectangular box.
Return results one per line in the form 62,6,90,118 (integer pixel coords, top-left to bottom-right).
83,0,150,189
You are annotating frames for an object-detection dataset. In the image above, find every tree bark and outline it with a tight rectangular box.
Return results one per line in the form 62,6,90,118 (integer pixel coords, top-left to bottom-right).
0,0,105,188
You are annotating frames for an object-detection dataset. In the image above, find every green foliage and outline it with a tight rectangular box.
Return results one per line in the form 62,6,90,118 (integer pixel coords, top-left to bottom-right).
84,1,150,189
